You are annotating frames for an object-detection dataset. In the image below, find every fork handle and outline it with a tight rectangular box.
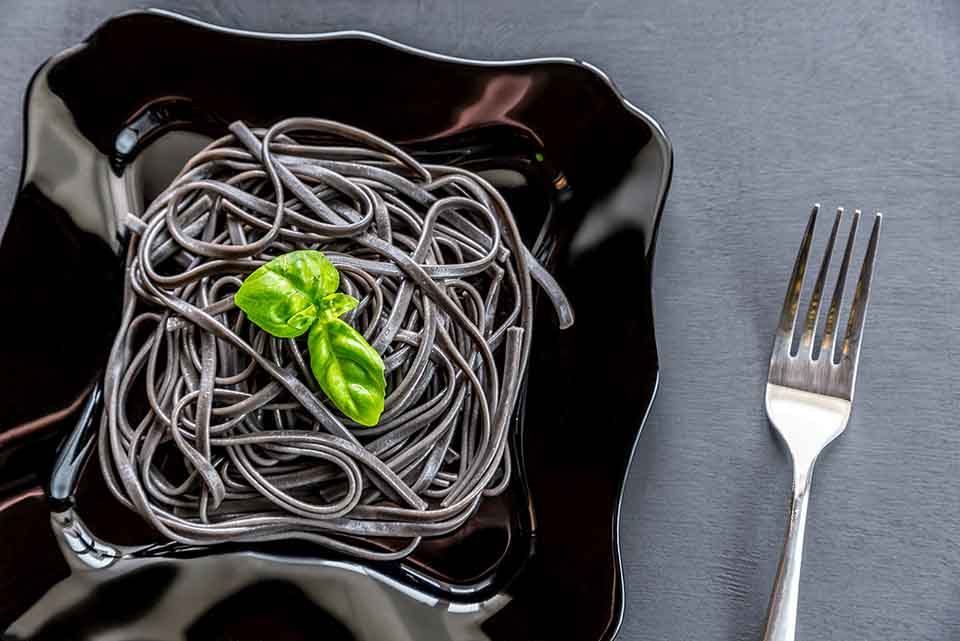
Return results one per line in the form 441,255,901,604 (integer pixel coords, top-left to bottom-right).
761,463,815,641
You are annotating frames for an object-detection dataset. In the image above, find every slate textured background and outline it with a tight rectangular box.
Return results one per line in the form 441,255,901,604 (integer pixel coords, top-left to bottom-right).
1,1,958,639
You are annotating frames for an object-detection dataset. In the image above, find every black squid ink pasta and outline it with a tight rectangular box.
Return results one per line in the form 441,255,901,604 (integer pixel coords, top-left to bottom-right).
99,117,573,560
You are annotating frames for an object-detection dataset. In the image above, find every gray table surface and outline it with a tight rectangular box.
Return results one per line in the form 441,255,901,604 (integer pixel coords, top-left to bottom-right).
2,1,958,639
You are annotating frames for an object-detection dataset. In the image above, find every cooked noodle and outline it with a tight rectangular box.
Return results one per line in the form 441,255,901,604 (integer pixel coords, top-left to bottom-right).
98,118,573,559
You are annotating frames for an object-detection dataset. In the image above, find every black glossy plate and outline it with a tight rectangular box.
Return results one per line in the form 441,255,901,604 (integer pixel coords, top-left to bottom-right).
0,10,671,641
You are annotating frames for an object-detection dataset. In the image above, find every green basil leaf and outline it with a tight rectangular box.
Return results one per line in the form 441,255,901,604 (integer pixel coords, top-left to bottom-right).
316,292,359,321
234,250,339,338
308,318,385,426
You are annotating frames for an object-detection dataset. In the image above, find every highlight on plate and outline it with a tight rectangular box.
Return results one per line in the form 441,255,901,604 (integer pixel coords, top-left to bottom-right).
100,117,574,560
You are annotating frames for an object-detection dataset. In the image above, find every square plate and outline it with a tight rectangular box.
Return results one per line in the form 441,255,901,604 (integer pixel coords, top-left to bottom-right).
0,10,672,641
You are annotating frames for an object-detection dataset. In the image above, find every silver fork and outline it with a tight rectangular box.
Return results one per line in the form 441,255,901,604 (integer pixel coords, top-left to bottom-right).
761,204,882,641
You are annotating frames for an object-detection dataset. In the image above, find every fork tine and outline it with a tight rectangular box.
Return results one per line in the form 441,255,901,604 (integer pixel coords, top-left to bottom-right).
840,212,882,365
800,208,842,357
773,204,818,355
821,210,860,361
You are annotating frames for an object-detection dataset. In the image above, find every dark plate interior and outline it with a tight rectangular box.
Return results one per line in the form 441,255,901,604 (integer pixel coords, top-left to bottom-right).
0,10,671,641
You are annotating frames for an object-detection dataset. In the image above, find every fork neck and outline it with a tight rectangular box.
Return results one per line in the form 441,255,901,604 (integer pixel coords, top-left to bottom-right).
790,459,816,501
789,451,818,485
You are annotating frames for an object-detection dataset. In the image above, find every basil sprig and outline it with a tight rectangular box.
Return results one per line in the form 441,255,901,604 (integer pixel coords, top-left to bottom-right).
234,250,385,426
